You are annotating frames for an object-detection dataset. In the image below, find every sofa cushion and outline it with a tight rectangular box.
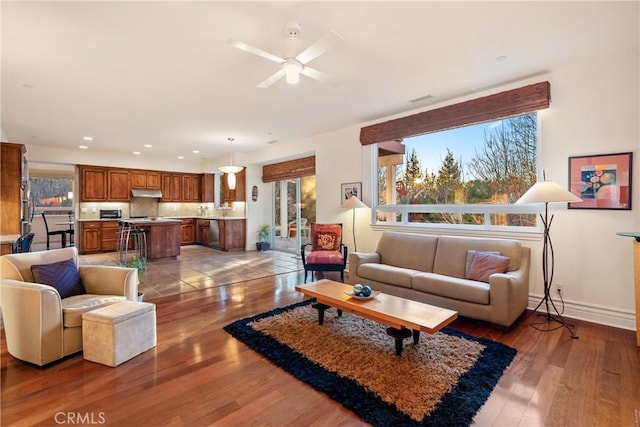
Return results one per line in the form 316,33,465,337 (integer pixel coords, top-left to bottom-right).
376,232,439,272
357,263,417,289
433,236,522,278
413,272,490,304
61,294,127,327
465,251,510,283
31,258,86,299
306,250,344,265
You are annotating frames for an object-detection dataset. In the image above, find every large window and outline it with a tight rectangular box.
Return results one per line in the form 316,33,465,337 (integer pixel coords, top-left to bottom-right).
375,112,538,230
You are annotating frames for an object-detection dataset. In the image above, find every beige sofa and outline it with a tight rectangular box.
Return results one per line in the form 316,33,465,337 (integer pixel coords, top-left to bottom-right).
0,247,138,366
348,231,530,327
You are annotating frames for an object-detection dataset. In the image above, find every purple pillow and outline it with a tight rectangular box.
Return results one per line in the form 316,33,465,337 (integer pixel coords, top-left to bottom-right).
465,251,510,283
31,258,86,298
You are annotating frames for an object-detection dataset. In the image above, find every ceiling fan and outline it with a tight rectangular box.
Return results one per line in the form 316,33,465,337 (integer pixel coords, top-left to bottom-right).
226,22,343,88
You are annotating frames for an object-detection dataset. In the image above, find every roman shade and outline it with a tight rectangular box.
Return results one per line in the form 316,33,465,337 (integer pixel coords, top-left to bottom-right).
262,156,315,183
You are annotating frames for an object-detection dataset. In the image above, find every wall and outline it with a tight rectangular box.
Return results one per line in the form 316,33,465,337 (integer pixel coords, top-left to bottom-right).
18,45,639,330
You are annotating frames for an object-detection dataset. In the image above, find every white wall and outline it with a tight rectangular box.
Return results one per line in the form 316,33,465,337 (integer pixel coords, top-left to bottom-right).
19,45,639,330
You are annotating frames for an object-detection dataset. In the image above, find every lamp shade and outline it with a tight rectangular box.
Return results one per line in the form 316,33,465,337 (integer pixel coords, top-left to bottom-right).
218,165,243,174
341,195,368,209
515,181,582,204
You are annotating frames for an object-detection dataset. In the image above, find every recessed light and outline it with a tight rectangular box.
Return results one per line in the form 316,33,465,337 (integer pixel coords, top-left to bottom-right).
143,144,153,148
79,145,89,149
177,156,184,160
193,150,200,154
133,151,141,155
82,136,94,141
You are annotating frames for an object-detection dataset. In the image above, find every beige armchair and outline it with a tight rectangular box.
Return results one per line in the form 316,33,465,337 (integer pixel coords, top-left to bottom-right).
0,247,138,366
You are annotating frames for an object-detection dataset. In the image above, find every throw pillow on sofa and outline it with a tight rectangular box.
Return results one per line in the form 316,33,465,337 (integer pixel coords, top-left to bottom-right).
465,250,510,283
31,258,86,298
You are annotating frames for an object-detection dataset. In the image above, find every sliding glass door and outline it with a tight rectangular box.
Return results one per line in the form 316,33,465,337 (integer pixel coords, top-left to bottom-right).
272,176,316,254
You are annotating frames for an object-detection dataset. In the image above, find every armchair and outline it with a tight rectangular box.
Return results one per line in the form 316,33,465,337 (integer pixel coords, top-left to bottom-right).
0,247,138,366
301,223,348,283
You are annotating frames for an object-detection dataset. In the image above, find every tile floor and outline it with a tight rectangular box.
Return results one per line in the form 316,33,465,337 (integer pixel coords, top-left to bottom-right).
79,245,306,300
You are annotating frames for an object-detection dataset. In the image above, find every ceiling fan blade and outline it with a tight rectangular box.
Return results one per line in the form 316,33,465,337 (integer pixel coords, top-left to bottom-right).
226,39,285,64
295,30,343,65
257,68,286,88
300,66,343,87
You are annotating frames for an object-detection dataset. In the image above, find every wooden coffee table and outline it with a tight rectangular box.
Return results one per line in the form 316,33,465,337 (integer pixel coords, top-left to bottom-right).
295,280,458,356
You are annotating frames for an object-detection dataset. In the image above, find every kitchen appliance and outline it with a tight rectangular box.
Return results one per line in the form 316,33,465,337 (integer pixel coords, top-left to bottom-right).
99,209,122,219
209,220,220,248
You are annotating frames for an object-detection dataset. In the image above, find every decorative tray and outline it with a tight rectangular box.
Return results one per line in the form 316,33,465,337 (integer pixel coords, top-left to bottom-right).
345,291,380,300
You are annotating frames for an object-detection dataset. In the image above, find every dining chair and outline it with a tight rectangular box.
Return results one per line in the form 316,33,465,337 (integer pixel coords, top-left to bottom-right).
66,212,75,246
42,212,67,250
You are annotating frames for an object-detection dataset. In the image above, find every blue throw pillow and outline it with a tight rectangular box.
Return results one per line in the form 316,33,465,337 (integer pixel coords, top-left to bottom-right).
31,258,86,298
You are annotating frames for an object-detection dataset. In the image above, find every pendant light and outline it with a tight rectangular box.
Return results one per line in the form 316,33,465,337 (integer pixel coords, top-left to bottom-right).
218,137,243,190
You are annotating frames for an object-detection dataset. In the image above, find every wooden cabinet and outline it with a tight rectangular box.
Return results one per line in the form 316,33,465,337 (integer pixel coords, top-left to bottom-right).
131,170,161,189
180,218,195,245
1,142,26,237
219,219,245,251
196,219,210,245
80,221,102,253
107,169,130,201
79,166,108,201
222,169,246,202
161,174,182,201
182,175,202,202
79,166,129,202
202,174,215,203
100,221,121,251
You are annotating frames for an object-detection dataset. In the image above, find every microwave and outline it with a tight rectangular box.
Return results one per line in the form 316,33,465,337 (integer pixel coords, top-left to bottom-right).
99,209,122,219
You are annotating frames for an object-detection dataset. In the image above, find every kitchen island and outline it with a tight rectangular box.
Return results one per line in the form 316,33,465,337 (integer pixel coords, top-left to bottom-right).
125,218,181,261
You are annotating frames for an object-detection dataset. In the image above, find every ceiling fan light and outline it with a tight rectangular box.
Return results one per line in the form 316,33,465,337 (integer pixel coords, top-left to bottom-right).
284,61,301,84
219,165,243,174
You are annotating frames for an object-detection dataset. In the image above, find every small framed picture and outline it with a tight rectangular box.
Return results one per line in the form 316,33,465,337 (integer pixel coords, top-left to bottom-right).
341,182,362,204
568,152,632,210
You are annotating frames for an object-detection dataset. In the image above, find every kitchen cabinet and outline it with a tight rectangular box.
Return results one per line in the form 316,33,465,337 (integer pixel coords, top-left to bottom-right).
182,175,202,202
107,169,130,201
79,166,108,201
161,174,182,201
222,169,246,202
1,142,26,237
196,219,210,245
131,170,161,189
180,218,195,245
201,174,215,203
80,221,102,253
100,221,121,251
219,219,245,252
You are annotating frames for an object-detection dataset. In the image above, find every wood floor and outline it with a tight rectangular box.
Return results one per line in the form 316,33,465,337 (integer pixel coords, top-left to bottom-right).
1,269,639,426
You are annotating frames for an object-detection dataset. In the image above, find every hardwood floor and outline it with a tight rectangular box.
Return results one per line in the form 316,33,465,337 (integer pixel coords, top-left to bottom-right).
1,266,639,426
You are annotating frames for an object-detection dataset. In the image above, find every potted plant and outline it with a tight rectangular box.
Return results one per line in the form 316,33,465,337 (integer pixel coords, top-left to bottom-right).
125,257,147,301
256,224,272,251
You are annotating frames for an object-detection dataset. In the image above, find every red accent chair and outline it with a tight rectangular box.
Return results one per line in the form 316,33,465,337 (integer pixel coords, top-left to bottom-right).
301,223,348,283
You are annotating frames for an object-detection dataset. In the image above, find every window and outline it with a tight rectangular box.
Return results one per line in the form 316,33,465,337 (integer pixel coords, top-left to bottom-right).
375,112,539,231
30,176,73,211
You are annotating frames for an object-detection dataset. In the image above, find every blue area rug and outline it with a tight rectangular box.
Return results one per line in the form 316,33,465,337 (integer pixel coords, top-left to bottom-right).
224,299,517,426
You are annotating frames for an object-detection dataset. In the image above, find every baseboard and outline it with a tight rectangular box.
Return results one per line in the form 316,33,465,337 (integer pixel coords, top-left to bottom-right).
527,295,636,331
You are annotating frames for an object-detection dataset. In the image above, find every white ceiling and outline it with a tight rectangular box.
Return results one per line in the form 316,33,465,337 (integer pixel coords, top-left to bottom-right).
2,1,638,162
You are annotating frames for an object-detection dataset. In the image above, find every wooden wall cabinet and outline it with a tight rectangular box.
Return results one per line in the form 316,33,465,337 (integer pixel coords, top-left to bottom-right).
219,219,245,252
79,166,108,201
180,218,195,245
0,142,26,238
182,175,202,202
222,169,246,202
107,169,130,201
161,174,182,202
131,170,161,189
201,174,215,203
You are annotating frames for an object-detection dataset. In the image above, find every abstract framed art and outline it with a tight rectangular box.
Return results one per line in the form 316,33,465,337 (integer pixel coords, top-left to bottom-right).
341,182,362,204
568,152,632,210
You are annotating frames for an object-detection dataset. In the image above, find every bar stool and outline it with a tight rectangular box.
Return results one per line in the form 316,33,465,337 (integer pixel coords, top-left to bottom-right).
117,221,147,264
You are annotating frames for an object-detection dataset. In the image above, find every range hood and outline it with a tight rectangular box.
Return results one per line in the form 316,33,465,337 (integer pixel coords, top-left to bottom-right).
131,188,163,198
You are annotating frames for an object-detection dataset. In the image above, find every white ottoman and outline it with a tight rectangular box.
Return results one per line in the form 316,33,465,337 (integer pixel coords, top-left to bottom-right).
82,300,156,367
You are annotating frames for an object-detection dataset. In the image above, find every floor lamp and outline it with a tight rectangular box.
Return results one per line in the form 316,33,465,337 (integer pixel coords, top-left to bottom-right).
515,180,582,339
341,195,368,252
